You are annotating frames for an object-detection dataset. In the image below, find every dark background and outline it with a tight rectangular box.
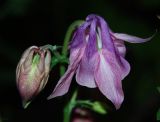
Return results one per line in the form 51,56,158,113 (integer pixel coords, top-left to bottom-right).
0,0,160,122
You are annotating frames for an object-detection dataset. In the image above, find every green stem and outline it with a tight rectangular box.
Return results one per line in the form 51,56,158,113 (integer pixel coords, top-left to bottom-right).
63,102,75,122
41,44,59,52
63,90,78,122
76,100,93,107
60,20,84,76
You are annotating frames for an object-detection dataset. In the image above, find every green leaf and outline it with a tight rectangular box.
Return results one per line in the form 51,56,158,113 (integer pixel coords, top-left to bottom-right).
76,100,107,115
22,100,31,109
92,102,107,114
157,108,160,120
51,56,59,68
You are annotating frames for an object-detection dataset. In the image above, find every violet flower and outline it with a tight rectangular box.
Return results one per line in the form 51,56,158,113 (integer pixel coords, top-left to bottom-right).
48,14,153,109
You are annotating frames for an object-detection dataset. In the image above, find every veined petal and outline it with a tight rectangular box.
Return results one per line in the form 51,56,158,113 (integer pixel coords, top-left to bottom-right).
85,20,97,59
113,40,130,79
86,14,115,52
76,53,97,88
119,57,130,79
94,50,124,109
111,32,153,43
48,46,85,99
75,20,98,88
70,29,85,49
47,67,74,99
16,46,38,78
70,22,90,49
19,46,38,65
114,39,126,57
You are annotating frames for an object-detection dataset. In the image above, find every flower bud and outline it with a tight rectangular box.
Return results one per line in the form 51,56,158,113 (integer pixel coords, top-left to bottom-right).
16,46,51,108
72,108,94,122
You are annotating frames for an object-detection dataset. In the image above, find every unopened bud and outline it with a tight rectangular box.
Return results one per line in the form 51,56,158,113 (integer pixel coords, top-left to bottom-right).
16,46,51,108
72,108,94,122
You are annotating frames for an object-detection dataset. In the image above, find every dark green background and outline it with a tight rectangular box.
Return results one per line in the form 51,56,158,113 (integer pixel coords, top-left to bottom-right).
0,0,160,122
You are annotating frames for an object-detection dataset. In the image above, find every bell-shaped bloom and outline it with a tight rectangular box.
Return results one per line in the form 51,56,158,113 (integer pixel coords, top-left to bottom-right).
48,14,153,109
16,46,51,108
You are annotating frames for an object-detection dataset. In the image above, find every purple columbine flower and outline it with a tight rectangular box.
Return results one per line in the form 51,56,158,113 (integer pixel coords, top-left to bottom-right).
48,14,153,109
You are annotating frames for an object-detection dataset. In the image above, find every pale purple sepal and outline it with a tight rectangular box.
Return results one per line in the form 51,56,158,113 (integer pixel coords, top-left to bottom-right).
48,47,86,99
111,32,153,43
94,50,124,109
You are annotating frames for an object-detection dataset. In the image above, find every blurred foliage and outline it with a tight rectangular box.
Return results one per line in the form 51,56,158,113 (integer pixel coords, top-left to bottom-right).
0,0,32,18
0,0,159,122
157,109,160,120
64,90,107,122
92,102,107,115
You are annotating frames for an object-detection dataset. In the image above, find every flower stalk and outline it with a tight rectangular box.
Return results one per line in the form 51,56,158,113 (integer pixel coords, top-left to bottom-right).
63,90,107,122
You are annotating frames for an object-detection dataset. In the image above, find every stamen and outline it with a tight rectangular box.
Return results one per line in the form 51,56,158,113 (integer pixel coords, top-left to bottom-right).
97,27,102,49
86,35,89,42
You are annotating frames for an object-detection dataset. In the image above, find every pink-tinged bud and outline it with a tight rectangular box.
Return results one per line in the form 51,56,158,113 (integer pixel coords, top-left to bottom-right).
16,46,51,108
72,108,94,122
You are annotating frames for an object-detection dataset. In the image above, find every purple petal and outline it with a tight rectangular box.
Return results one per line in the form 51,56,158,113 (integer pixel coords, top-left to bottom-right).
76,53,97,88
113,40,131,79
75,20,99,88
94,50,124,109
109,32,131,79
119,57,130,79
48,46,85,99
86,14,115,52
85,20,97,59
111,32,153,43
113,39,126,57
47,67,74,99
70,22,90,49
